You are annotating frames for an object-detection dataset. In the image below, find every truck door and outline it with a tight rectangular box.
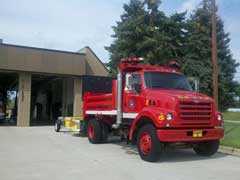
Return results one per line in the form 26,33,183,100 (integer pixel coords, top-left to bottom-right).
123,73,143,116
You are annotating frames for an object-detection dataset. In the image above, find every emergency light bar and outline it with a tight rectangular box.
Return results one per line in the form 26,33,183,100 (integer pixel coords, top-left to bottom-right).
121,57,144,64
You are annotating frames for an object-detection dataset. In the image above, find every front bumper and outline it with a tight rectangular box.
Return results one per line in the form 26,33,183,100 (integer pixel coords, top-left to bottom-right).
157,127,224,142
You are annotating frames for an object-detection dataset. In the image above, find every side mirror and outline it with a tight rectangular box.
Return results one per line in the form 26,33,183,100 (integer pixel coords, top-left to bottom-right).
134,84,142,94
194,79,199,92
188,77,199,92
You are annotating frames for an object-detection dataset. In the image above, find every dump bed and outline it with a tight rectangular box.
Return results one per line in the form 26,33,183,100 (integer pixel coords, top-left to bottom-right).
83,79,117,117
82,76,113,94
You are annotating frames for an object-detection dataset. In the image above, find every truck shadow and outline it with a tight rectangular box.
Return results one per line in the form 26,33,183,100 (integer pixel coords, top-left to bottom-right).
109,138,227,163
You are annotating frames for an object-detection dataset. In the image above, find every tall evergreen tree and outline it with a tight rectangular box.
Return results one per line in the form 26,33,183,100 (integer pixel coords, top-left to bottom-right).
184,0,238,109
106,0,186,75
106,0,238,110
105,0,146,75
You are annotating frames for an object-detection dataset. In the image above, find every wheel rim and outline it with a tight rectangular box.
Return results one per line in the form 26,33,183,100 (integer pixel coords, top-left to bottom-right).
88,124,95,139
139,132,152,155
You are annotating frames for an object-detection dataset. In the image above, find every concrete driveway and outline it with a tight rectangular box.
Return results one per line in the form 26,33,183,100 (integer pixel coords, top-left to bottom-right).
0,126,239,180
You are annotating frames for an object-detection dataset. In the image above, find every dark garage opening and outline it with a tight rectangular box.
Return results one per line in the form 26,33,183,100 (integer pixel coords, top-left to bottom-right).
0,71,18,126
31,74,64,126
31,74,76,126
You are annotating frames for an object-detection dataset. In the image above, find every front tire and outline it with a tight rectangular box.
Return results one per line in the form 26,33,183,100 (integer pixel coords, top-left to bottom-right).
137,124,163,162
193,140,219,156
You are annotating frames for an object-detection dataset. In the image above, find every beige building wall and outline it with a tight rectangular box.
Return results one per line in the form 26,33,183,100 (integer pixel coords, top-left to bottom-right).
73,78,83,118
0,44,86,76
17,72,31,127
62,78,74,116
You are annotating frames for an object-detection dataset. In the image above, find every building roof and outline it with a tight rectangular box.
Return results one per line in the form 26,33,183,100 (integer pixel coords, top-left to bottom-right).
78,46,109,76
0,42,108,77
2,43,84,55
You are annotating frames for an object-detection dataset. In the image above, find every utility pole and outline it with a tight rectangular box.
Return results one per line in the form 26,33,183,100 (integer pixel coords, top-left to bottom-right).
211,0,218,109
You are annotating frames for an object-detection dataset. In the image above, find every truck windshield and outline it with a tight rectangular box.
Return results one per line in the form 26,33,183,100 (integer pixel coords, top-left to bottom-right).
144,72,192,91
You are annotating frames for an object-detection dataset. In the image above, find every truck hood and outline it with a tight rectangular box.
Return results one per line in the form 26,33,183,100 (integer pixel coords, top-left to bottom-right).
144,89,214,109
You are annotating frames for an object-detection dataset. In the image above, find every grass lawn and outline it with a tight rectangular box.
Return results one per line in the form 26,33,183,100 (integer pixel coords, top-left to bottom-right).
223,111,240,121
221,122,240,149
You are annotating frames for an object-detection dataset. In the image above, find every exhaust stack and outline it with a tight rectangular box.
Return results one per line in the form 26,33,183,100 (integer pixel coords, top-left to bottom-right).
112,69,122,129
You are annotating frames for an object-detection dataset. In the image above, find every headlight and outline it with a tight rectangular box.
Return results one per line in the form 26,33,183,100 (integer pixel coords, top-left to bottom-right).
217,114,222,121
166,113,173,121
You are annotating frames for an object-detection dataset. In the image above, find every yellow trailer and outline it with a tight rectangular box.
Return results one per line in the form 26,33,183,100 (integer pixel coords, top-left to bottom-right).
54,116,83,132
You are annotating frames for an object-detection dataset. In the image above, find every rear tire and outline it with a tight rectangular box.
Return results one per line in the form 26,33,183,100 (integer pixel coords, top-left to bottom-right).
193,140,219,156
101,122,109,143
137,124,163,162
87,119,102,144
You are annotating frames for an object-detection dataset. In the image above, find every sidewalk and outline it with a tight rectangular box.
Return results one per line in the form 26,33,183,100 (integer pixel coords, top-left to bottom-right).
219,146,240,157
220,120,240,156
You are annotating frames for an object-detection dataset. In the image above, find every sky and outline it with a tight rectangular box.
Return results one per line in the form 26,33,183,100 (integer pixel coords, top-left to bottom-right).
0,0,239,79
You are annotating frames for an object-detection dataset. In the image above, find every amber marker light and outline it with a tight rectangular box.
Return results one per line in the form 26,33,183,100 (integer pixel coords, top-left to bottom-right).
158,113,165,121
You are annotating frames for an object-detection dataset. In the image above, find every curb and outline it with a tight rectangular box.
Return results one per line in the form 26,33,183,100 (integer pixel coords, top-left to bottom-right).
219,146,240,157
224,120,240,124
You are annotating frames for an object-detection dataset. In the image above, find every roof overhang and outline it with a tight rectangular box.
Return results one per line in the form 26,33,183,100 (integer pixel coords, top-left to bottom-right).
0,43,86,76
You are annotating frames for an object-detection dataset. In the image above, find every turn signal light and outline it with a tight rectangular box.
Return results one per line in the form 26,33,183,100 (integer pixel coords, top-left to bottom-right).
145,99,150,106
158,113,165,121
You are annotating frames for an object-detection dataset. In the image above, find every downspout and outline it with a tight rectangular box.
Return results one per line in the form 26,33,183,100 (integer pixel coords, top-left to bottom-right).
112,69,122,129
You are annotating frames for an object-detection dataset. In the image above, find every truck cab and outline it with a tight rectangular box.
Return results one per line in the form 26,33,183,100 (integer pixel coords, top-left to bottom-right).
82,57,224,162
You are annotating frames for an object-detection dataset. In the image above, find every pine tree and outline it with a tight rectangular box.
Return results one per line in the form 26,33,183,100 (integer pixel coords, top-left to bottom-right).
217,18,238,109
184,0,238,110
105,0,146,75
106,0,186,75
106,0,237,110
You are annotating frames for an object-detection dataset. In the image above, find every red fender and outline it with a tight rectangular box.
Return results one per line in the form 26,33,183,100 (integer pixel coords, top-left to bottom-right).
129,107,165,140
129,107,176,140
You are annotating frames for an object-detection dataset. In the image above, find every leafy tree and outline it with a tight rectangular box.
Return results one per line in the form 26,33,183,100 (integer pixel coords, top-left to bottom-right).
183,1,213,96
235,83,240,97
105,0,146,75
184,0,238,110
106,0,186,75
144,0,161,11
106,0,238,110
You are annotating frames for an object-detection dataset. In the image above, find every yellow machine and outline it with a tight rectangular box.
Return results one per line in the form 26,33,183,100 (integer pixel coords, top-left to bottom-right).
54,116,83,132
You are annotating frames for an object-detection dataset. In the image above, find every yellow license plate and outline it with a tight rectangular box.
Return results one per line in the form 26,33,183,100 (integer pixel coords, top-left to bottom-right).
193,130,203,138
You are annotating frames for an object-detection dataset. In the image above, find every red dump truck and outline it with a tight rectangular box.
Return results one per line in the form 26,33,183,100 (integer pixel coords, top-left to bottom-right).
82,57,224,162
